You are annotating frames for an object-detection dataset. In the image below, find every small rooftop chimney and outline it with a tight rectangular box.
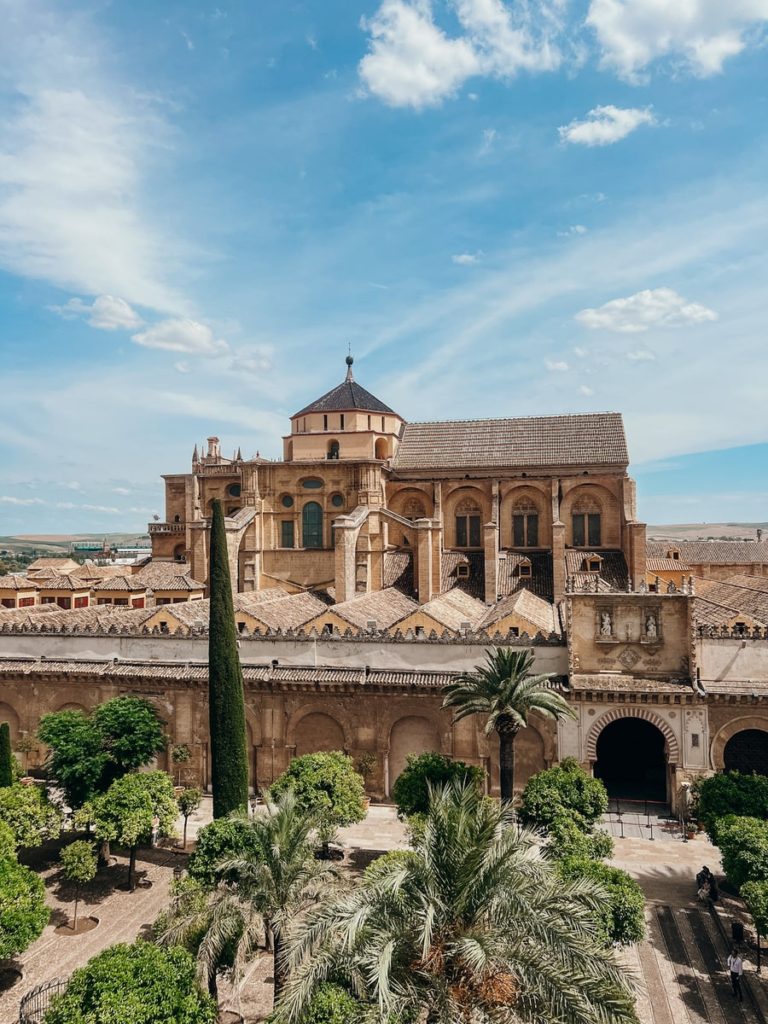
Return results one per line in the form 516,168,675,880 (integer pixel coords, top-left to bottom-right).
758,528,764,543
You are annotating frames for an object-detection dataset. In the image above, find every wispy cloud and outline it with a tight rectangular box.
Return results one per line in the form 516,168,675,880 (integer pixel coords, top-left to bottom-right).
576,287,717,333
559,105,655,146
132,319,229,355
544,358,569,371
452,251,483,265
54,295,144,331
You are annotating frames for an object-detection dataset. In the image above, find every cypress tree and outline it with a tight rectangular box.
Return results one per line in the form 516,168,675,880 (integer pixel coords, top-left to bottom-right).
0,723,12,788
208,499,249,818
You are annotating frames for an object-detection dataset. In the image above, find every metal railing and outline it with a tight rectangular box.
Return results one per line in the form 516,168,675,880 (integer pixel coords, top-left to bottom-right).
19,978,68,1023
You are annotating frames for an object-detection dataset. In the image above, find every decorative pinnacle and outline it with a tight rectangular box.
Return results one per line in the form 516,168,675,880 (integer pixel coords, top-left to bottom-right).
345,349,354,381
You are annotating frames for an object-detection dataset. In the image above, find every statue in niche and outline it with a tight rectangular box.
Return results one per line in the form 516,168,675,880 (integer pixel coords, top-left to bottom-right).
600,611,612,637
646,615,658,639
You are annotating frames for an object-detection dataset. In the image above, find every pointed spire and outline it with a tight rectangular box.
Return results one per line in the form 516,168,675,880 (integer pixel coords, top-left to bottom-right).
236,447,242,461
192,443,199,462
345,347,354,382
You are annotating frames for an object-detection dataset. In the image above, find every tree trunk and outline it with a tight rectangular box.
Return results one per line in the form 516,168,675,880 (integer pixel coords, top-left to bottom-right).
73,885,79,931
98,839,111,866
498,726,518,803
272,928,287,1005
128,845,137,891
183,816,188,850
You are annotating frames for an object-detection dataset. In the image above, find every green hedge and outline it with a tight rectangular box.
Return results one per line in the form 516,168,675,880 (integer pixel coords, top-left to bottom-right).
694,772,768,842
391,752,484,819
716,815,768,890
558,857,645,946
519,758,608,831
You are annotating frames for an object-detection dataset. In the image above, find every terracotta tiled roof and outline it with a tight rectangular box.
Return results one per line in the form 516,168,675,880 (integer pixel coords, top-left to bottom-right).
693,577,768,626
498,552,554,601
440,551,485,599
28,557,80,572
723,573,768,592
0,656,461,691
481,588,559,635
243,591,333,631
393,413,628,470
134,561,205,591
403,589,488,632
326,588,419,630
566,550,629,591
92,576,148,592
293,374,395,417
646,557,691,572
38,574,92,592
570,674,693,693
382,551,414,594
647,541,768,565
72,563,137,581
0,575,40,591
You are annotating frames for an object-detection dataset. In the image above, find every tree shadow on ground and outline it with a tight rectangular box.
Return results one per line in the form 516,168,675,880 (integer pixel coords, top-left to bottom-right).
345,847,391,875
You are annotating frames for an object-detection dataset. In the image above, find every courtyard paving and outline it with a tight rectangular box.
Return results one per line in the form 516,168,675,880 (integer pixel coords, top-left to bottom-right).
3,799,768,1023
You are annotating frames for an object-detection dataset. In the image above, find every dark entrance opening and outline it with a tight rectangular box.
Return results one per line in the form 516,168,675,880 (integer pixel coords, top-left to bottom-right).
724,730,768,775
594,718,667,803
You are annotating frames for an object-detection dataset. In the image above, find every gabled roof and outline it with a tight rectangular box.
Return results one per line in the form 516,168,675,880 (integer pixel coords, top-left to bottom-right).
92,576,148,592
481,588,559,635
647,541,768,565
401,589,488,632
38,574,92,591
320,588,418,630
0,575,39,591
28,557,80,572
293,360,396,417
393,413,628,470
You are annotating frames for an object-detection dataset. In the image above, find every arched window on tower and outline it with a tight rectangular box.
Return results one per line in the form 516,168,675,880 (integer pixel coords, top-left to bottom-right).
302,502,323,548
512,500,539,548
327,439,340,460
455,499,481,548
572,498,602,547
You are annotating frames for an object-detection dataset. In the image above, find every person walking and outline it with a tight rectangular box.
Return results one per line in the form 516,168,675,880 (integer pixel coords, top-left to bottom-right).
727,949,744,1002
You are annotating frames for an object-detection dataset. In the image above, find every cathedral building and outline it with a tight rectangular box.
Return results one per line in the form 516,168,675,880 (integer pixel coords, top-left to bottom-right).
149,356,646,610
1,360,767,812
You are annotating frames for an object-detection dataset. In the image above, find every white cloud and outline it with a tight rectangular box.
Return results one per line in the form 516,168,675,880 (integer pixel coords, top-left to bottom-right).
358,0,563,109
132,319,229,355
557,224,588,237
56,294,144,331
575,288,718,333
229,347,275,375
578,384,594,395
626,349,656,361
452,251,483,265
112,487,132,495
573,346,589,357
587,0,768,80
0,495,45,506
359,0,480,109
174,361,192,374
478,127,497,155
544,358,569,371
559,105,655,146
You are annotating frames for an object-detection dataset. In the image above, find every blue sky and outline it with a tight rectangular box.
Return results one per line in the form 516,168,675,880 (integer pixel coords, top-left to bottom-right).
0,0,766,534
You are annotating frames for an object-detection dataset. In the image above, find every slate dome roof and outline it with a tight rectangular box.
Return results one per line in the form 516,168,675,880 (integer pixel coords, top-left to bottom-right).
293,357,397,417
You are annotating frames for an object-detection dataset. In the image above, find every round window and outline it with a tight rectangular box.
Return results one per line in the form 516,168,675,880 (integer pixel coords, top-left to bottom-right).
227,483,241,498
331,494,344,508
281,495,294,508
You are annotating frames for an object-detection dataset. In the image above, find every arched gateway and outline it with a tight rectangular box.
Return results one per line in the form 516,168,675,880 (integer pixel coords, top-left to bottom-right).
587,708,678,805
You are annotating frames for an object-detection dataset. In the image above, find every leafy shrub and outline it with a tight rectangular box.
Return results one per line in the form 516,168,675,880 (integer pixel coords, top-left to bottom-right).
742,880,768,938
188,816,262,887
391,752,484,819
716,815,768,890
558,857,645,946
270,752,366,830
43,940,217,1024
0,782,62,849
519,758,608,831
546,813,614,862
266,982,415,1024
362,849,416,885
694,772,768,842
0,855,50,958
0,820,15,860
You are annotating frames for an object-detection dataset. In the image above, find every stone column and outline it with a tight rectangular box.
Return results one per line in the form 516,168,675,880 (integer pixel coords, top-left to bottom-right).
628,521,647,590
552,521,566,602
484,521,499,605
415,518,435,604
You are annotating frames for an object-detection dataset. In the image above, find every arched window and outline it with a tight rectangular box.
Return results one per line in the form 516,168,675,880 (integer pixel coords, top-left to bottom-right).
302,502,323,548
572,499,601,547
327,440,340,460
512,500,539,547
455,499,481,548
375,438,389,460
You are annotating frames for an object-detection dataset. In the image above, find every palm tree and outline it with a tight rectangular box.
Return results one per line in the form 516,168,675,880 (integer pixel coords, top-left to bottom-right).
275,782,638,1024
157,791,339,1006
442,647,576,801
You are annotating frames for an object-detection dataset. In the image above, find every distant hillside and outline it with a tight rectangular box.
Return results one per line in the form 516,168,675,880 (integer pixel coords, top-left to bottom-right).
0,533,150,555
647,523,768,542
